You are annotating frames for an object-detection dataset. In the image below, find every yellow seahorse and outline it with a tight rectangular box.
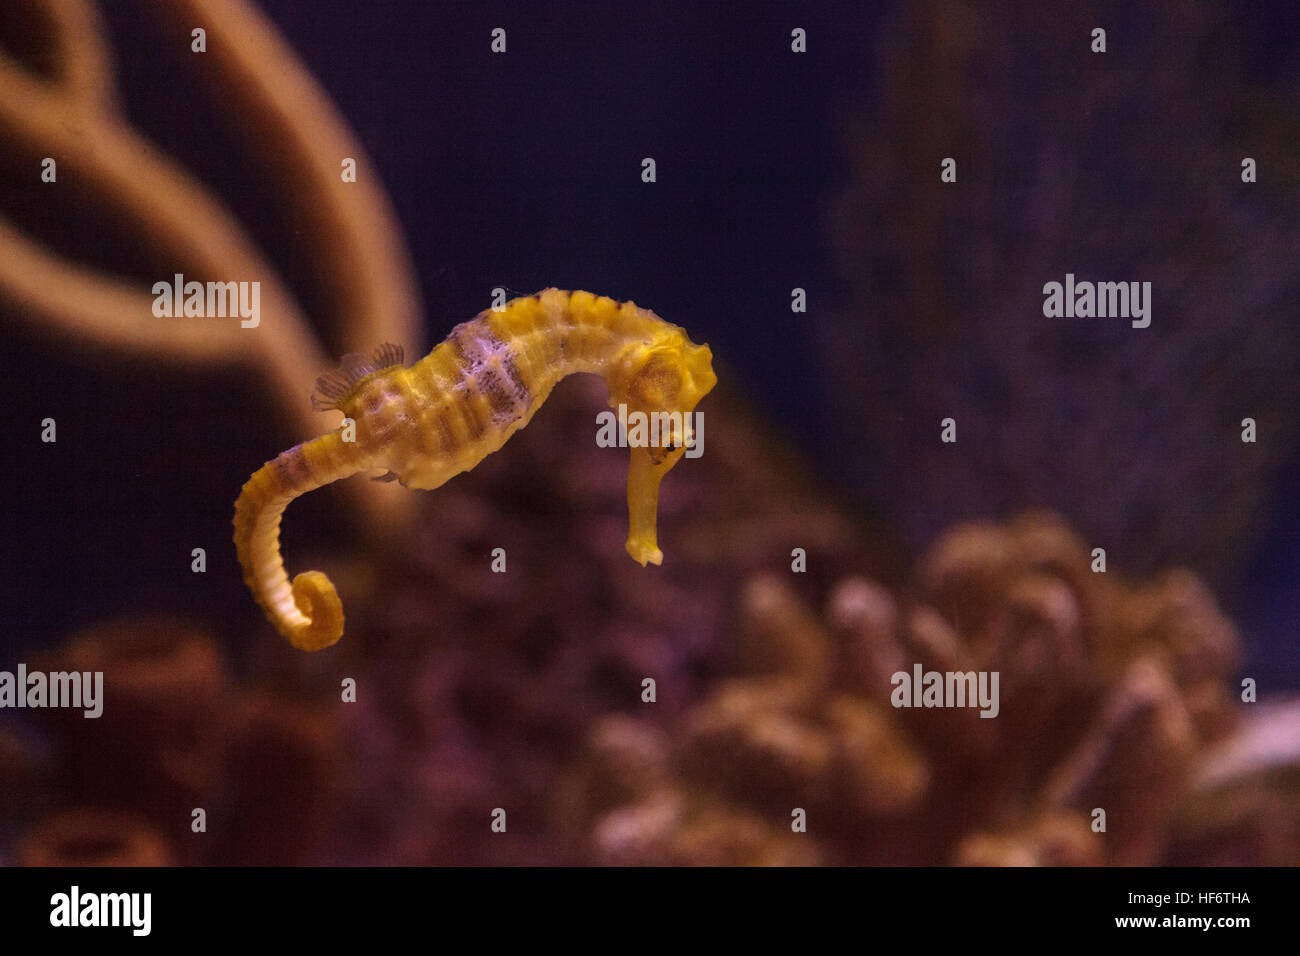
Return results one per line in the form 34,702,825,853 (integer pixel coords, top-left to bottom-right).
233,288,717,651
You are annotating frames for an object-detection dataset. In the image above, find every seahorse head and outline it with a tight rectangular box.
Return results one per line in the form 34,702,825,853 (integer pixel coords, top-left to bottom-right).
612,326,716,424
609,324,717,566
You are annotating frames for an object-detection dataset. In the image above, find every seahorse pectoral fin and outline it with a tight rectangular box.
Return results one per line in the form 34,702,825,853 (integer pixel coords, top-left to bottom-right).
625,444,684,566
311,343,406,411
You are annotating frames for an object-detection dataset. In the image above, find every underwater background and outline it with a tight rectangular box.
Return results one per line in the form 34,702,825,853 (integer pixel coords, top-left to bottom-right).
1,0,1298,865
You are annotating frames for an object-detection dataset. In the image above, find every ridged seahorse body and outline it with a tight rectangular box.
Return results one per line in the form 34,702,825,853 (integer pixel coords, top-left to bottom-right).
233,288,717,651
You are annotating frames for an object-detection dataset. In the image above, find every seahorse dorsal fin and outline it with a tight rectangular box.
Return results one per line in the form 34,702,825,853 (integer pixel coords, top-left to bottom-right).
311,343,405,411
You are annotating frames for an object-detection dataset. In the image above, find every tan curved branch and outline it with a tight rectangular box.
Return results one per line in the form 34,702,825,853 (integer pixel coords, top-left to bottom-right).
158,0,425,358
0,0,424,528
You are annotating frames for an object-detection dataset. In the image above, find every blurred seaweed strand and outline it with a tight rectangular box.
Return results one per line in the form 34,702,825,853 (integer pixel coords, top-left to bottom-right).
0,0,425,528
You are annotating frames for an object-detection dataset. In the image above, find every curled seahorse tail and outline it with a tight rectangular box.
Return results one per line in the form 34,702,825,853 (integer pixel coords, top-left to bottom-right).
284,570,343,652
232,432,374,651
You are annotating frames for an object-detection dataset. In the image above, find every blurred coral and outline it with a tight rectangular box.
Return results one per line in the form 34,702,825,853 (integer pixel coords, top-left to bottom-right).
209,692,342,865
0,387,1280,866
17,809,171,866
1166,701,1300,866
317,378,886,866
11,614,345,865
574,512,1248,866
0,725,37,824
32,616,228,848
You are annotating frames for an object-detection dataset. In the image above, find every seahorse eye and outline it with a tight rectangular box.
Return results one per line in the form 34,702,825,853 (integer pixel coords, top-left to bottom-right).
631,354,683,408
